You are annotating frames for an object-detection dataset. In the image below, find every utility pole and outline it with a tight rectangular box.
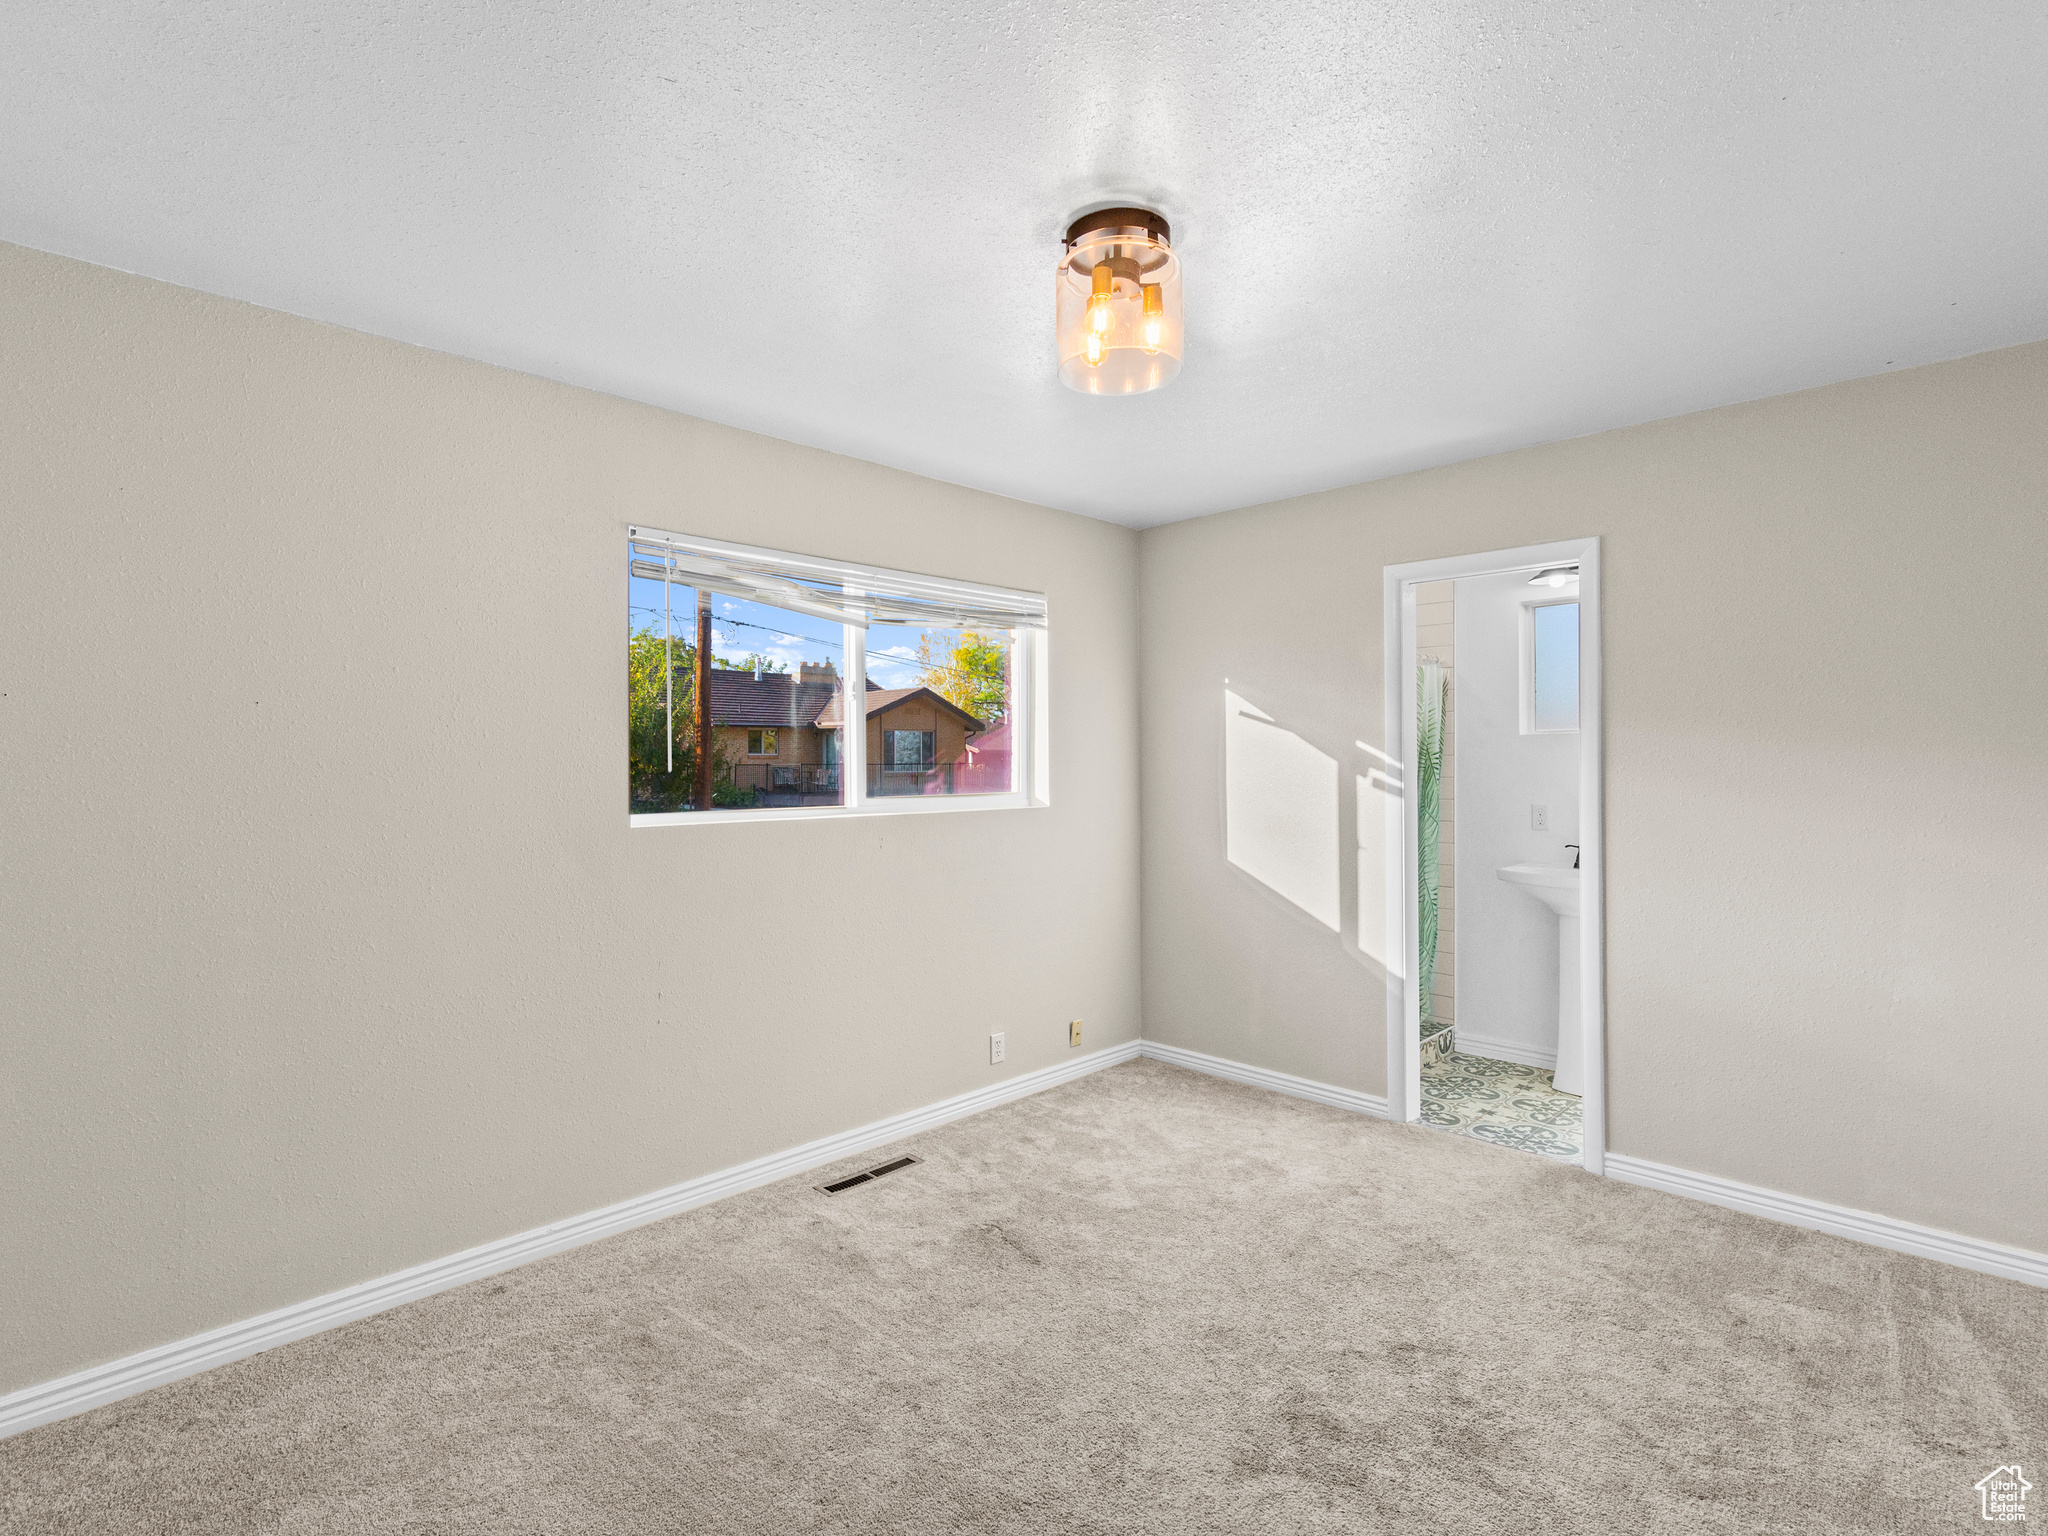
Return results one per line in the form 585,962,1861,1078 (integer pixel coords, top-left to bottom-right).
694,588,714,811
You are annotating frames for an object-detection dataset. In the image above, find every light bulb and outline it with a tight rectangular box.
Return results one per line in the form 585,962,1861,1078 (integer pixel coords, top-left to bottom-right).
1087,262,1114,336
1057,209,1180,394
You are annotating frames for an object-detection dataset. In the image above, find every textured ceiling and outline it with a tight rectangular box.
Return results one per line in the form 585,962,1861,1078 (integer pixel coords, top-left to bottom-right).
5,3,2046,527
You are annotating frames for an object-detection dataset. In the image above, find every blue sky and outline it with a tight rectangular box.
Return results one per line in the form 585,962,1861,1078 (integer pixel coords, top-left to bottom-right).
627,572,946,690
1532,601,1580,731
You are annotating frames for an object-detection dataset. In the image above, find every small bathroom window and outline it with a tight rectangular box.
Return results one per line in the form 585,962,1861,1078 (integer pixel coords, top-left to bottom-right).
1522,599,1580,734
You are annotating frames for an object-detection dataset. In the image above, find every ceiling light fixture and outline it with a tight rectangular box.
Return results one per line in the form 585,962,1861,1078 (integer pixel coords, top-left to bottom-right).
1058,207,1181,395
1528,566,1579,588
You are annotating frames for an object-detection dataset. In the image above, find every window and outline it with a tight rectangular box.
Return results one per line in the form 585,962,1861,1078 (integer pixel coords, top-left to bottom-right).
884,730,934,771
627,527,1048,823
864,621,1020,798
1521,599,1580,734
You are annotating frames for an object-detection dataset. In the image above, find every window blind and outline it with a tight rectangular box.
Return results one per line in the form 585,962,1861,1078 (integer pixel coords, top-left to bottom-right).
627,527,1048,631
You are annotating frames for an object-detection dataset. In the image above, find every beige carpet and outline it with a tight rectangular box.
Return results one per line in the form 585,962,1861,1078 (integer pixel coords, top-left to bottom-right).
5,1058,2043,1533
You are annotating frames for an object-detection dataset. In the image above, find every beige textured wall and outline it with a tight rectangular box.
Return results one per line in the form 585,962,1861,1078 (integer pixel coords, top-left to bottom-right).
0,242,1141,1395
1140,338,2048,1254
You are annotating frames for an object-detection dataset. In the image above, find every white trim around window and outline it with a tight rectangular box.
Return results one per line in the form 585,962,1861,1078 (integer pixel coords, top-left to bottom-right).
627,527,1050,827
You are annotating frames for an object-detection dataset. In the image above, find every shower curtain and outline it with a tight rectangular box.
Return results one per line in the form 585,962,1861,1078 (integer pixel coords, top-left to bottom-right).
1416,658,1445,1038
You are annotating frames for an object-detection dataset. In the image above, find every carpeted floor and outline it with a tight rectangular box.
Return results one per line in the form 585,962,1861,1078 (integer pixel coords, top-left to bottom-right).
5,1058,2043,1533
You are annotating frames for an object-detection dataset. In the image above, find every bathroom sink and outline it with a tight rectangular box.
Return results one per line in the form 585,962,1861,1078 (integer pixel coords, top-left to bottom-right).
1496,863,1580,917
1496,863,1585,1096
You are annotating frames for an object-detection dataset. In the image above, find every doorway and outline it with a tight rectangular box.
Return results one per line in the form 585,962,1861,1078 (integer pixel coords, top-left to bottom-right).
1379,539,1605,1173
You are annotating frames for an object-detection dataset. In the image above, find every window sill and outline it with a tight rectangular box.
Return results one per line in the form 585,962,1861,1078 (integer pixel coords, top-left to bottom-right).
630,792,1044,828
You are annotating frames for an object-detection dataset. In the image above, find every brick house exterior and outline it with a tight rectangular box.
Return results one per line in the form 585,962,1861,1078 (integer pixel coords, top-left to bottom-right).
703,662,846,801
701,662,996,802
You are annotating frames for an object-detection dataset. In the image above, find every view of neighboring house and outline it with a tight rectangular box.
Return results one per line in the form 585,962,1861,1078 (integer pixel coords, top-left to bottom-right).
702,661,1006,803
701,662,848,803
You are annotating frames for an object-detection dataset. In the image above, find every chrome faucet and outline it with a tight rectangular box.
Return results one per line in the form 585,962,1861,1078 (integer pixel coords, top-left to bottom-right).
1565,844,1580,869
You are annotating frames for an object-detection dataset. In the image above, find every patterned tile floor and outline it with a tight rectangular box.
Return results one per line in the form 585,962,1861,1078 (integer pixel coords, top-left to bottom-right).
1419,1050,1583,1162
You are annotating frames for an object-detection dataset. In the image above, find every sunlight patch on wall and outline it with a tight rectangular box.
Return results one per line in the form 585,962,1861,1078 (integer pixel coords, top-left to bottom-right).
1356,761,1403,978
1224,688,1339,931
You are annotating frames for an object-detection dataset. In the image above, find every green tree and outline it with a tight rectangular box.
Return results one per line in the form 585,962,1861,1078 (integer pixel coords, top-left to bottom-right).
913,629,1009,724
627,626,751,811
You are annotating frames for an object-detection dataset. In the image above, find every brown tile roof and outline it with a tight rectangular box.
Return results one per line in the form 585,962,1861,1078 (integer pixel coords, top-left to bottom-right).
701,672,990,731
812,684,986,731
701,670,842,729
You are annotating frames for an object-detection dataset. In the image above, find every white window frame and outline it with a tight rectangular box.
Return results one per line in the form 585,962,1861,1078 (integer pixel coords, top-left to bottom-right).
1519,595,1582,736
745,729,779,757
628,526,1051,827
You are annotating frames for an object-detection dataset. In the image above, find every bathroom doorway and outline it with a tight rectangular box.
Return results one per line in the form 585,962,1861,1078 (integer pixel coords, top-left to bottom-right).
1379,540,1605,1172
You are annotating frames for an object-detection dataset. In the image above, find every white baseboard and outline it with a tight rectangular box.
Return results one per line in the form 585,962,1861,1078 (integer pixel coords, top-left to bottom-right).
1139,1040,1391,1120
0,1040,1143,1442
1143,1044,2046,1291
1450,1030,1556,1072
1605,1154,2048,1290
14,1042,2035,1444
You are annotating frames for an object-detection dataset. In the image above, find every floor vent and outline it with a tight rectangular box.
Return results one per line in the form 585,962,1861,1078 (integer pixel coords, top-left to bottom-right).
817,1155,921,1195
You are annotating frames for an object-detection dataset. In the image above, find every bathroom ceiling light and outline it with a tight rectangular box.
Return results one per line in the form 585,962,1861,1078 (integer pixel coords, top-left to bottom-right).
1529,566,1579,588
1057,207,1182,395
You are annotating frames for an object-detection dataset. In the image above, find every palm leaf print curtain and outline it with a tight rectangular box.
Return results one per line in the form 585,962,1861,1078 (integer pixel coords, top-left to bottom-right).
1416,659,1445,1037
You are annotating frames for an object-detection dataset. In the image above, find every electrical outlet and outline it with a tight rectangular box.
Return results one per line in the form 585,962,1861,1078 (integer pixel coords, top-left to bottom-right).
1069,1019,1083,1048
989,1031,1005,1065
1531,803,1549,832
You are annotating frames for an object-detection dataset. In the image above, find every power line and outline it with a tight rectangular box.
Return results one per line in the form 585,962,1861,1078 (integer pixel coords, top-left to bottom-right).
629,607,1008,685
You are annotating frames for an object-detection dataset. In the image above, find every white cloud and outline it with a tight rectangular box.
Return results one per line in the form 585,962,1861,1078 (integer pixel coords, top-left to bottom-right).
709,633,825,675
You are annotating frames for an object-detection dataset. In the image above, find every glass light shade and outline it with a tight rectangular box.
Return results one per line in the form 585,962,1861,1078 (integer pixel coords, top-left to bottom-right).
1057,212,1182,395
